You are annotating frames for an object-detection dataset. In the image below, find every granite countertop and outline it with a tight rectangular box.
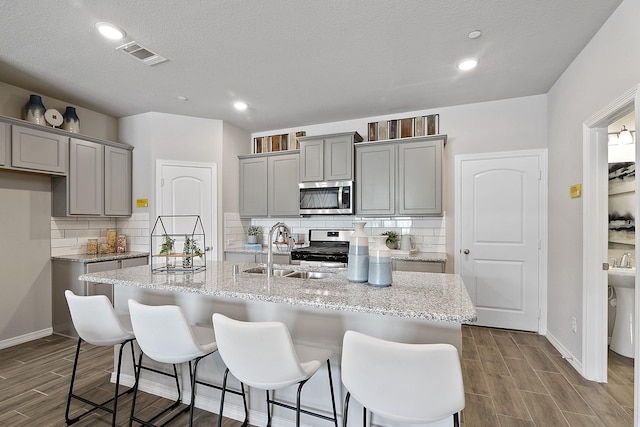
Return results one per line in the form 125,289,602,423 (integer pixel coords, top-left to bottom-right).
52,251,150,263
79,261,476,323
225,247,447,262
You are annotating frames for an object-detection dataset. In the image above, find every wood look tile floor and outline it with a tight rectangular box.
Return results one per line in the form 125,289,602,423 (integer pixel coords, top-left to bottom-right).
0,326,634,426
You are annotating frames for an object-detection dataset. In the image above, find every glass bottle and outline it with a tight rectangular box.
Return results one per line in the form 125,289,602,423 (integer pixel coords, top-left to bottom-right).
86,238,98,255
347,221,369,282
368,235,392,287
106,229,116,253
117,235,127,253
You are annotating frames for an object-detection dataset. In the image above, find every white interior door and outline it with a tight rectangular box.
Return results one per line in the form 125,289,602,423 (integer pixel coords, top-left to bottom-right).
457,152,543,332
156,161,216,260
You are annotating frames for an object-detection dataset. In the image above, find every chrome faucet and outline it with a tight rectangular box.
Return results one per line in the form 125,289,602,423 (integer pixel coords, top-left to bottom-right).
620,252,633,268
267,222,291,278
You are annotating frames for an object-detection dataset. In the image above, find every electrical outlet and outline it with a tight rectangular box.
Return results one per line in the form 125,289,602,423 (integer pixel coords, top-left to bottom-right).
571,316,577,333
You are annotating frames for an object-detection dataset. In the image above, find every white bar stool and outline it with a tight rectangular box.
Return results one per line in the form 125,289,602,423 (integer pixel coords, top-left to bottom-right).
341,330,465,427
212,313,338,427
127,300,247,427
64,290,137,426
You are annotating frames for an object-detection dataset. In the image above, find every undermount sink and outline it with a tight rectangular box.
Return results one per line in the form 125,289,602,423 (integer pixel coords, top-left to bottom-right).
608,267,636,289
243,267,331,279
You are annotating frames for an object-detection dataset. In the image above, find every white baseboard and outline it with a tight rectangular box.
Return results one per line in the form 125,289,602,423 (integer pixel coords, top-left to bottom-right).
0,328,53,350
545,331,584,376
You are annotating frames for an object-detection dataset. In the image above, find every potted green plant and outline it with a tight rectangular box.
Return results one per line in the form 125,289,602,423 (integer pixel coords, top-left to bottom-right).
247,225,261,244
159,234,176,268
381,231,399,250
182,234,204,268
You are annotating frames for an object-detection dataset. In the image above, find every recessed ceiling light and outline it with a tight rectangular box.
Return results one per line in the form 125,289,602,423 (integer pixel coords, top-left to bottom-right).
234,101,248,111
177,96,188,101
95,22,126,40
468,30,482,39
457,58,478,71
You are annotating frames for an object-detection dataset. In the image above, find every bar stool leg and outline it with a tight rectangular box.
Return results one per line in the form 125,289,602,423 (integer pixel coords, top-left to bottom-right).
325,359,338,427
343,392,351,427
65,338,83,425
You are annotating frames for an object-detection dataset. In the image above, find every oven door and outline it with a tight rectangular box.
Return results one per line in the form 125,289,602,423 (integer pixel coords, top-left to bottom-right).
299,181,353,215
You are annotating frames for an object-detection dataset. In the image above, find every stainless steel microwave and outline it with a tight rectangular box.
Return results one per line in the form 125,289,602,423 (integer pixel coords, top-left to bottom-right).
299,180,354,215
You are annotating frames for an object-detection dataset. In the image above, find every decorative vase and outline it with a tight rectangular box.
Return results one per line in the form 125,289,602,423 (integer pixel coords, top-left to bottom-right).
347,221,369,282
61,106,80,133
368,235,392,287
24,94,47,126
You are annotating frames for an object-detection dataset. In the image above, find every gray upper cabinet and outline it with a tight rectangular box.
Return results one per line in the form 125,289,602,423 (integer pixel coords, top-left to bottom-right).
356,136,445,216
239,151,300,218
268,153,299,216
53,138,133,217
0,122,8,166
104,145,132,216
397,139,442,215
69,138,103,215
239,155,268,217
11,125,68,174
298,132,362,182
356,143,395,215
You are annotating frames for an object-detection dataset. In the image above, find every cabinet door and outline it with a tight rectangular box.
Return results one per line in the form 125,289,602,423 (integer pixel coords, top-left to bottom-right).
239,156,268,217
393,260,445,273
121,256,148,268
0,122,8,166
69,138,103,215
11,125,67,174
324,135,353,181
268,153,300,216
356,144,395,215
398,140,442,215
299,139,324,182
86,260,120,303
105,145,132,216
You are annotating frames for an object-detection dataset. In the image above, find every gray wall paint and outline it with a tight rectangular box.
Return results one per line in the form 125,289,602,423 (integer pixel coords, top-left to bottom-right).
546,0,640,363
0,171,52,343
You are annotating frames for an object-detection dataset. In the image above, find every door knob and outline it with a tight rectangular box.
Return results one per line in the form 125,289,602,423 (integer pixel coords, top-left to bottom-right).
463,249,470,254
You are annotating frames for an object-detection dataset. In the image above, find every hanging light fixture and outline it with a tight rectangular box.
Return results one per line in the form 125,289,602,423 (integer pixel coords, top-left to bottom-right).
618,125,634,145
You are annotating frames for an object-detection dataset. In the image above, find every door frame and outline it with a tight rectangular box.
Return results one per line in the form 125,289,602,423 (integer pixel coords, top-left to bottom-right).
454,149,548,334
582,85,638,404
155,159,218,261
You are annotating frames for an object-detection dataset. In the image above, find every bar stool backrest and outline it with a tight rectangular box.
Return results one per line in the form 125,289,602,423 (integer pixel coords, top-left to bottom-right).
128,299,205,364
341,330,465,424
213,313,314,389
65,290,133,346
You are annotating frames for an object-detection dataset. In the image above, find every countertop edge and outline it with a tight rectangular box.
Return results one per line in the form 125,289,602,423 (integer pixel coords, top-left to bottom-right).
52,252,150,263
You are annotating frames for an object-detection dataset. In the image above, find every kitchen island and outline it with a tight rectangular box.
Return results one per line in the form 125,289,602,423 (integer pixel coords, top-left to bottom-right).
79,261,475,427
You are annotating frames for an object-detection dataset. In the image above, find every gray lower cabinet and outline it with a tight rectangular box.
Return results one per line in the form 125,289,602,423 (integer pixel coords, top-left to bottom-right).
52,139,132,217
356,136,444,216
11,124,68,174
224,252,290,264
392,260,445,273
239,151,299,217
52,255,149,337
298,132,362,182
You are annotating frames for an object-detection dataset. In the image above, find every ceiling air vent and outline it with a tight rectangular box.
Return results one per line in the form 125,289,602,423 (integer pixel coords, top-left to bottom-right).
116,41,168,66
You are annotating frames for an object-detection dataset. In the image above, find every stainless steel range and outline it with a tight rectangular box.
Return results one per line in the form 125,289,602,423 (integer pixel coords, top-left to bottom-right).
290,229,352,266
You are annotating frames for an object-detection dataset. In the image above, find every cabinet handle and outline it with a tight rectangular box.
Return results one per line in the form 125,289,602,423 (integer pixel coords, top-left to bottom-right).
463,249,470,254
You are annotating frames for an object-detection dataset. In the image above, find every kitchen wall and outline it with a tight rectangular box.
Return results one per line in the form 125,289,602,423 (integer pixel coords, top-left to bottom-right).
249,93,548,272
546,0,640,366
0,81,120,347
224,212,445,253
119,112,250,259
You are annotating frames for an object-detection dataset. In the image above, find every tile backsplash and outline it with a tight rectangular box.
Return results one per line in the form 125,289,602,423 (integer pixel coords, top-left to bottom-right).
224,212,446,253
51,212,150,256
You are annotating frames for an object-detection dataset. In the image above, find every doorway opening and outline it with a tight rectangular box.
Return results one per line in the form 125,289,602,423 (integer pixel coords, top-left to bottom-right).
582,85,638,421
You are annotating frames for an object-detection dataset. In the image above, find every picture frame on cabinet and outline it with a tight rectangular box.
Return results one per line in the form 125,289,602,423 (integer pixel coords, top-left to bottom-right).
426,114,439,135
414,116,425,136
377,120,388,140
400,118,414,138
388,119,399,139
368,122,378,141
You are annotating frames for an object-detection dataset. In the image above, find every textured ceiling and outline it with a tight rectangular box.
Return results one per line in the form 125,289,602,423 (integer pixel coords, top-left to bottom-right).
0,0,623,133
